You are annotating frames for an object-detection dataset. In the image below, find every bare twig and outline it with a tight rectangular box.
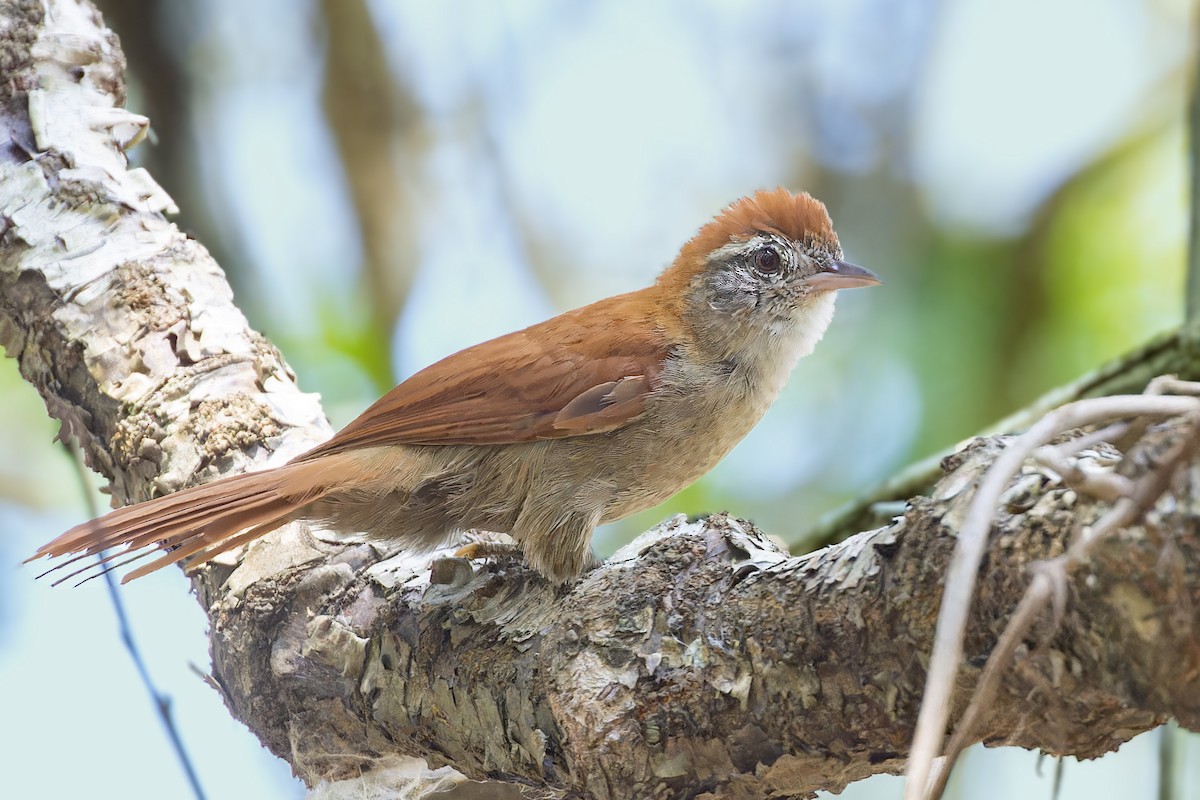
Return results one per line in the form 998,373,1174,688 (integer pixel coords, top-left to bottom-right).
904,394,1200,800
1113,376,1200,451
1031,444,1132,502
919,389,1200,799
1158,722,1177,800
1052,756,1066,800
63,443,207,800
1046,421,1128,458
925,571,1058,798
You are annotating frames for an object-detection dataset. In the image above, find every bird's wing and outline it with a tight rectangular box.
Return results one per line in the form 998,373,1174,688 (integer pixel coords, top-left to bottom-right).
300,294,674,458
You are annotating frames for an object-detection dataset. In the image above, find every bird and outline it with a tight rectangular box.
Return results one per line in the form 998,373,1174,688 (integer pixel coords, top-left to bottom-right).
31,188,879,587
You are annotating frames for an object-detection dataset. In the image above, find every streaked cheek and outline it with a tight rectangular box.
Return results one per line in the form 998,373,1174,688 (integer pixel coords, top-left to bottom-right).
709,269,759,313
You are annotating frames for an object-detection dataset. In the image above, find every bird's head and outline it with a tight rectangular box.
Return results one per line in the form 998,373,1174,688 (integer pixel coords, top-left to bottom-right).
660,188,879,361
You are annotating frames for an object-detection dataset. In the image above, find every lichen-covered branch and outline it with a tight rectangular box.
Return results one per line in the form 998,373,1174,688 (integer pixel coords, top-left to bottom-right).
0,0,330,505
237,426,1200,800
3,3,1199,800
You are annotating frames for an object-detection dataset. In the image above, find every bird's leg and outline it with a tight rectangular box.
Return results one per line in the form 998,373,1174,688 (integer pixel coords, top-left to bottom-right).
453,538,523,562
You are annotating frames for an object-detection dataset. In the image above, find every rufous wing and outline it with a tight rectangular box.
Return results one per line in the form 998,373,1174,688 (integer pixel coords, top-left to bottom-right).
300,292,675,459
28,292,675,586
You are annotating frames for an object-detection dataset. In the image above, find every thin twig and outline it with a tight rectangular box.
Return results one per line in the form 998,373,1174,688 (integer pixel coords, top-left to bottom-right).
1031,445,1133,502
923,405,1200,799
903,394,1200,800
1049,421,1128,458
1114,377,1200,452
926,571,1057,798
1051,756,1065,800
1158,721,1177,800
63,443,208,800
1145,376,1200,396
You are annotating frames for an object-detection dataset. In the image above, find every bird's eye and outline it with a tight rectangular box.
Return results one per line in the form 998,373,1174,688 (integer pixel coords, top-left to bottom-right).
753,247,781,275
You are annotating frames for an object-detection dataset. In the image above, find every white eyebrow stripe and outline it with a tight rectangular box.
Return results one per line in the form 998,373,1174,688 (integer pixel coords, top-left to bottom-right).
706,236,768,262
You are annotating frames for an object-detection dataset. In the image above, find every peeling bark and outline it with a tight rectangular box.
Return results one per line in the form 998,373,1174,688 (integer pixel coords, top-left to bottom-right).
0,0,330,507
252,430,1199,799
3,3,1199,800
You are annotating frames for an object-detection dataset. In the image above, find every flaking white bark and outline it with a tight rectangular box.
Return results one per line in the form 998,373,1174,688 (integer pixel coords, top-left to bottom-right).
3,3,1199,800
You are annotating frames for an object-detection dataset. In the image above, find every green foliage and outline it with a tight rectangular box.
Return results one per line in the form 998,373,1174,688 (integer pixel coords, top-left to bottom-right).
1028,123,1186,394
268,277,396,427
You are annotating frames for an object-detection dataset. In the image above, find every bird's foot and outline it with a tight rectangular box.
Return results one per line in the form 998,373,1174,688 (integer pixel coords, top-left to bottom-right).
453,540,523,563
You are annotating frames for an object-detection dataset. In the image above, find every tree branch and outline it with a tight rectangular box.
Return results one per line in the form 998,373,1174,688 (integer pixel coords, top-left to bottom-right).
3,3,1199,800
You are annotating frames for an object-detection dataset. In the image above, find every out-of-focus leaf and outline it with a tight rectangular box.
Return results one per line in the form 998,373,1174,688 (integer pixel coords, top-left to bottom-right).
1024,123,1186,397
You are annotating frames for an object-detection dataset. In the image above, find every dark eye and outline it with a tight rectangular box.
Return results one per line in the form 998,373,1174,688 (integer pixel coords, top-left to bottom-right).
753,247,781,275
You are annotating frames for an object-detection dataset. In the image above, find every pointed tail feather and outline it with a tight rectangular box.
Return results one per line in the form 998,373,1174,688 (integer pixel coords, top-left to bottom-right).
30,458,349,585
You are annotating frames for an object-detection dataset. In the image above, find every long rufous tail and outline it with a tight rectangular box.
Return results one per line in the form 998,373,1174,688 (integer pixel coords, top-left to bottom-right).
28,458,345,586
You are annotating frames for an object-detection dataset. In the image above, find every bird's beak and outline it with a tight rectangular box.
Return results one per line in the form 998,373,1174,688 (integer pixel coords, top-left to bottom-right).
802,261,881,292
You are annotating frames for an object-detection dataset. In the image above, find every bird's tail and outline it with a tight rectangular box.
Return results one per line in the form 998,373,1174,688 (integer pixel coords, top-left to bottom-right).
28,457,350,586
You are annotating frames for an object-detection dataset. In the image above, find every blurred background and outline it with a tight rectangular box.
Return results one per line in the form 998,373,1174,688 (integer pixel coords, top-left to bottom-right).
1,0,1197,797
